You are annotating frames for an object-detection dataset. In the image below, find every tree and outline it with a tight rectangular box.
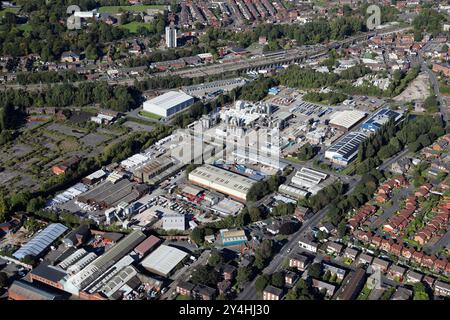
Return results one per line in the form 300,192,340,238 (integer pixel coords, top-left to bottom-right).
295,143,318,161
236,266,252,288
337,220,347,238
208,249,223,267
285,288,298,300
235,208,250,227
413,283,430,300
255,274,270,292
0,195,9,223
0,272,8,288
271,272,285,288
26,197,45,213
190,266,219,286
249,207,262,222
308,263,322,278
191,227,205,245
323,270,331,282
24,217,40,233
279,221,299,235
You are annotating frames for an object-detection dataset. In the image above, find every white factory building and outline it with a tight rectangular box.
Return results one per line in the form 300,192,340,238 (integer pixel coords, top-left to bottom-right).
325,131,367,166
290,167,328,195
162,213,186,231
188,164,256,202
329,110,367,132
141,245,188,277
143,91,194,118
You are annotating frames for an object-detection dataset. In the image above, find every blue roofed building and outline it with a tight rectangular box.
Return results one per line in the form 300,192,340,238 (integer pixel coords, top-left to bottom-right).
220,229,247,246
360,108,403,133
325,131,367,166
13,223,68,260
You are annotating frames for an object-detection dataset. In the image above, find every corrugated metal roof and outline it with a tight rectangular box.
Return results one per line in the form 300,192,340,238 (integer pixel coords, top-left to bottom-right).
13,223,68,260
134,235,161,256
141,245,188,276
144,91,193,111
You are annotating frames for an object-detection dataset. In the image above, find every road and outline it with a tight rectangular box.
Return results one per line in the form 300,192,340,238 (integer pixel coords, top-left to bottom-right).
425,229,450,255
415,45,449,125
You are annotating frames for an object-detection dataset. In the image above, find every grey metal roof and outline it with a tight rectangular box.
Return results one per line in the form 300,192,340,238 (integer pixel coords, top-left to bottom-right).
30,263,67,283
13,223,68,260
9,280,67,300
327,131,367,161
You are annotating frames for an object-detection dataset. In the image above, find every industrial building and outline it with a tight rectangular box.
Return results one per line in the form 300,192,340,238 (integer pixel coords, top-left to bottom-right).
13,223,68,260
140,245,188,277
329,110,367,131
77,179,148,210
162,213,186,231
8,280,69,300
64,230,146,294
290,167,328,195
99,265,141,299
278,184,309,199
361,108,403,133
133,156,174,184
188,165,256,202
143,91,194,118
165,24,177,48
133,235,162,258
211,198,244,217
325,131,368,166
220,229,247,246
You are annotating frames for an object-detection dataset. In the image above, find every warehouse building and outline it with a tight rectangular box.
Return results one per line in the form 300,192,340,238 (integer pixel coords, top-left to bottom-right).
162,213,186,231
13,223,68,260
220,229,247,246
211,198,244,217
65,231,146,293
77,179,148,210
29,263,68,291
8,280,70,300
141,244,188,277
361,108,403,133
133,156,174,184
325,131,367,166
99,265,141,299
329,110,367,132
290,167,328,195
278,184,310,199
143,91,194,118
188,165,256,202
134,235,162,258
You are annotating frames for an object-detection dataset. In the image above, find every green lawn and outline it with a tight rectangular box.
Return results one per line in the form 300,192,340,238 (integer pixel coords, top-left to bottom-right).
342,257,353,265
98,5,166,14
285,155,303,164
17,23,32,32
175,294,192,300
139,111,162,120
357,285,372,300
119,21,153,33
0,7,20,17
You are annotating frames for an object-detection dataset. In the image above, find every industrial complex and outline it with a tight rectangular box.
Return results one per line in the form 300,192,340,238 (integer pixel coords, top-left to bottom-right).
143,91,195,118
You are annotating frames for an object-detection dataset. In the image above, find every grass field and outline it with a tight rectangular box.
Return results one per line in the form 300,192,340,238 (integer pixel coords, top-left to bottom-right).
17,23,32,32
139,111,162,120
119,21,153,33
98,5,165,14
0,7,20,17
